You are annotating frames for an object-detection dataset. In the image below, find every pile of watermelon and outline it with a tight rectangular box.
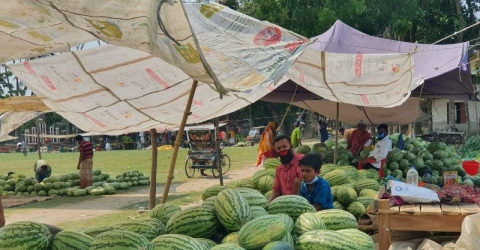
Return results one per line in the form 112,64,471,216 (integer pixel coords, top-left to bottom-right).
0,188,375,249
0,169,150,198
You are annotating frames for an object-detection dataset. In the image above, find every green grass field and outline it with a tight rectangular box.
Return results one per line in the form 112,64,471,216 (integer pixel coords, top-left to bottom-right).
1,146,257,229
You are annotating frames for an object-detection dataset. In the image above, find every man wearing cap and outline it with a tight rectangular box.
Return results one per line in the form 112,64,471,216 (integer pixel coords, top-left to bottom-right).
291,121,305,148
346,120,371,156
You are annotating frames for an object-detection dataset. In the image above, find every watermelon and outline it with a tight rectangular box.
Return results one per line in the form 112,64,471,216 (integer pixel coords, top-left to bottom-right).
222,232,239,243
268,195,316,222
295,230,361,250
237,215,286,249
150,203,182,225
215,189,251,232
228,179,255,189
115,221,160,240
433,150,447,159
337,229,375,249
256,176,274,193
347,201,366,219
211,243,245,249
51,230,93,250
87,230,152,250
262,241,295,250
336,186,357,206
404,151,416,161
411,157,425,169
353,179,380,194
263,158,281,170
332,201,344,210
166,206,219,238
388,162,400,171
315,209,358,230
202,185,229,201
233,188,269,208
399,159,410,170
195,238,217,249
252,170,276,187
294,212,326,235
322,170,349,187
0,221,52,250
141,217,166,236
294,145,311,154
151,234,205,250
250,206,269,219
275,213,295,234
388,149,404,162
356,197,374,209
281,231,295,247
202,196,217,210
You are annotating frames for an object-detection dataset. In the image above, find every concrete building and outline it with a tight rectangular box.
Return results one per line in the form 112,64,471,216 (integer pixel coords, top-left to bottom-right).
432,99,480,135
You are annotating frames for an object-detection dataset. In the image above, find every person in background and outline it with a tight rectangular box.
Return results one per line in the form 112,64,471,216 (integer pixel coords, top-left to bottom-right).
0,195,5,228
291,121,305,148
16,141,22,153
229,129,236,140
294,153,333,211
34,159,52,182
256,121,278,167
359,124,392,171
339,127,355,140
269,135,304,203
318,119,329,143
44,138,52,153
76,135,94,188
21,141,27,156
346,120,371,156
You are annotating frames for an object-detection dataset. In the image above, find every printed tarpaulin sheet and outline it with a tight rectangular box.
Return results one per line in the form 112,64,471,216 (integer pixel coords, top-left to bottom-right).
0,111,44,138
0,1,312,95
9,44,417,135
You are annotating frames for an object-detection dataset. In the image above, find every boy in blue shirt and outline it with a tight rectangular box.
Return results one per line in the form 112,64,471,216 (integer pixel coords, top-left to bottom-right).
294,153,333,211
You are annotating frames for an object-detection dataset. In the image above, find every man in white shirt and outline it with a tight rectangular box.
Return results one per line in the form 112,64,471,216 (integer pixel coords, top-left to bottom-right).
359,124,392,170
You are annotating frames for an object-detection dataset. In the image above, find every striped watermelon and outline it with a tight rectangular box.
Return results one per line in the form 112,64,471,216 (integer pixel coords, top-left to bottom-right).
256,176,274,193
237,215,286,249
264,158,282,169
252,170,276,187
315,209,358,230
166,206,219,238
202,185,229,201
295,230,361,250
202,196,217,210
337,229,375,249
228,179,255,189
336,186,357,206
51,230,93,250
347,201,366,219
89,230,151,250
233,188,269,208
275,213,295,233
211,243,245,249
78,226,120,238
282,231,295,246
250,206,269,219
337,165,358,179
268,195,316,222
412,157,425,169
294,212,326,235
115,221,159,240
215,189,251,231
356,197,374,209
150,203,182,224
222,232,239,243
388,149,404,162
195,238,217,249
0,221,52,250
263,240,295,250
353,179,380,193
151,234,205,250
322,170,349,186
333,201,344,210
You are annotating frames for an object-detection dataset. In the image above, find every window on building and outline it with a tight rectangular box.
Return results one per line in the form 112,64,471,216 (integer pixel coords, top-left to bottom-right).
447,102,467,124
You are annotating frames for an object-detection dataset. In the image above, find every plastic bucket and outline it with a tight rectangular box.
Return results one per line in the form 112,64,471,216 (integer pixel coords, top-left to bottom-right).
462,161,479,176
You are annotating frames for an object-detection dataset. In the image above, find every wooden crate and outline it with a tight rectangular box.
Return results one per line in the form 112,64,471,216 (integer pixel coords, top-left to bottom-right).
374,189,480,250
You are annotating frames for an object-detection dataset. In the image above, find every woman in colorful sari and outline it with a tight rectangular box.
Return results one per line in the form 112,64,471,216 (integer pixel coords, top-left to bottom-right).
346,120,371,156
256,122,278,167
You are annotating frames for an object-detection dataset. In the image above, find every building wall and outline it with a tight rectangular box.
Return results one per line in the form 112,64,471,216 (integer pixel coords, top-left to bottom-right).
432,99,480,135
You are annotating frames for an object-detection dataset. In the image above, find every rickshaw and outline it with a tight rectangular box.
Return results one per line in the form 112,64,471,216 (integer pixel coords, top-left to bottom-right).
184,129,231,178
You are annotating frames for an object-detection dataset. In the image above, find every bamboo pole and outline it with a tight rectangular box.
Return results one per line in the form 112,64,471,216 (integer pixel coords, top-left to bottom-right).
161,80,198,204
149,128,158,209
333,103,339,164
214,118,224,186
36,118,42,160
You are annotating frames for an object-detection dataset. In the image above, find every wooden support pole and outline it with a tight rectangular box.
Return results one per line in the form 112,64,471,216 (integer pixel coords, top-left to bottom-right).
214,118,224,186
149,128,158,209
333,103,339,164
36,118,42,160
161,80,198,204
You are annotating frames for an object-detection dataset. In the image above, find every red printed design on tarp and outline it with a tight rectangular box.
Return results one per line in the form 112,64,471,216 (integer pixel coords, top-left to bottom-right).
360,95,369,105
191,113,200,119
355,54,363,77
82,113,106,127
266,85,274,92
23,61,36,75
41,75,56,90
295,67,306,83
285,40,307,53
193,100,204,106
254,26,282,46
146,68,170,89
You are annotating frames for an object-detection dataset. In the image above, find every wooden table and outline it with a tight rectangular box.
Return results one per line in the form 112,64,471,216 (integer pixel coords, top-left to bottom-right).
376,197,480,250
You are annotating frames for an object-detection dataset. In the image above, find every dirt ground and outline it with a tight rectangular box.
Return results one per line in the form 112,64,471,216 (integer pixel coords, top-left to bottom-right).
4,165,262,226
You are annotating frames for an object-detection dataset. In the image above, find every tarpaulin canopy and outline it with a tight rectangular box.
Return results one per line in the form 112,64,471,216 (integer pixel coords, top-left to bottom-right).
0,111,44,139
262,82,429,126
279,20,474,101
165,123,227,132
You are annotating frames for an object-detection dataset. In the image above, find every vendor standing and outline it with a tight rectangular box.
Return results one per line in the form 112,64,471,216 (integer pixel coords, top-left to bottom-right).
76,135,94,188
34,159,52,182
346,120,371,156
358,124,392,171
